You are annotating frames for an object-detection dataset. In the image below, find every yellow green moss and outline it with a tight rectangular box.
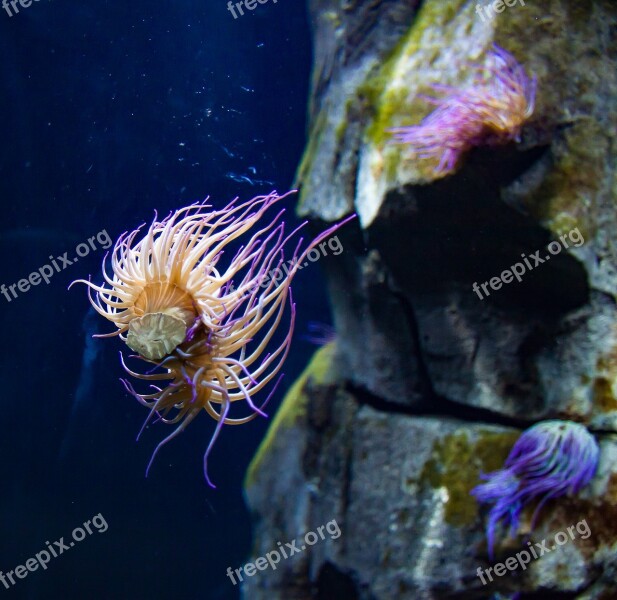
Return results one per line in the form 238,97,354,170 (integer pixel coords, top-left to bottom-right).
334,98,354,147
524,118,606,239
358,0,467,149
593,353,617,412
418,429,520,527
593,377,617,412
244,342,337,489
296,0,476,198
322,10,342,30
293,107,328,197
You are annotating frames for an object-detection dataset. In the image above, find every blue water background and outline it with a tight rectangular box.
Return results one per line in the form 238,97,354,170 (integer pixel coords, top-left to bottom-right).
0,2,327,598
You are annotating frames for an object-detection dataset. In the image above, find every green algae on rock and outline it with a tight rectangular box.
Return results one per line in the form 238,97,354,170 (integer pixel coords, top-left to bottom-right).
419,430,520,527
244,342,338,491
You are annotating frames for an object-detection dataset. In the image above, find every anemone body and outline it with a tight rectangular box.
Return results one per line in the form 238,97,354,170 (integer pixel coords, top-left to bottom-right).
389,44,536,174
74,191,353,486
471,420,599,556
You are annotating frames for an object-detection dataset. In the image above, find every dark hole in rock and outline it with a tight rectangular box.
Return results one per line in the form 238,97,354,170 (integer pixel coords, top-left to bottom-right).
315,561,360,600
368,144,588,315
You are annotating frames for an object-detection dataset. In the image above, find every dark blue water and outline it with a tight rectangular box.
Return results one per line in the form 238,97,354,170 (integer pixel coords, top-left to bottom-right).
0,2,325,598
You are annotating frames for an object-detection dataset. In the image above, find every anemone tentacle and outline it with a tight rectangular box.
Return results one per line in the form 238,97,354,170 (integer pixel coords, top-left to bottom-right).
74,191,354,486
389,44,536,174
471,420,599,557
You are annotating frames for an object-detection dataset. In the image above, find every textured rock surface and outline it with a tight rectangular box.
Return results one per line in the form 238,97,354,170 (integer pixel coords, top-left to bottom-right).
297,0,617,424
244,1,617,598
244,345,617,598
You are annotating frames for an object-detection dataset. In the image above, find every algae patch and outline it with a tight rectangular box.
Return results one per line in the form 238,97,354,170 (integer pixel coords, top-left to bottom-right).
244,342,337,490
524,118,607,240
419,429,520,527
358,0,467,149
356,0,477,183
590,352,617,413
293,107,328,204
593,377,617,412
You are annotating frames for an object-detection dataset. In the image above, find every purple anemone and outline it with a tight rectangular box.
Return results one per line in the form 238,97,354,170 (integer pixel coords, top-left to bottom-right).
389,44,536,174
471,420,599,556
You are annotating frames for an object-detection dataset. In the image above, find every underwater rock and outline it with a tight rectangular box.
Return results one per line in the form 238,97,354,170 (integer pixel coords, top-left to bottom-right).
246,0,617,598
295,0,617,424
244,347,617,598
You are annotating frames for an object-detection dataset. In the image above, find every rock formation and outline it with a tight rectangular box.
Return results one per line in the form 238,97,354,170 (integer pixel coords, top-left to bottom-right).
243,2,617,597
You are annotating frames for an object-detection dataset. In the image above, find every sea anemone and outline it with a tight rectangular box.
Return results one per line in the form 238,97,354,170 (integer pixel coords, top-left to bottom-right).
471,420,599,556
389,44,536,174
72,191,354,486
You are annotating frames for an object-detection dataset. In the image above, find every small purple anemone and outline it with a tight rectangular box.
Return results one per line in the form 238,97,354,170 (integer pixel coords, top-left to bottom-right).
471,420,599,556
389,44,536,174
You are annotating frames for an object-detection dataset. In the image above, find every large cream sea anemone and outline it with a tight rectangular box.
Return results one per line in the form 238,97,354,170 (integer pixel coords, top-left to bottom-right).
72,191,353,486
